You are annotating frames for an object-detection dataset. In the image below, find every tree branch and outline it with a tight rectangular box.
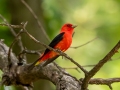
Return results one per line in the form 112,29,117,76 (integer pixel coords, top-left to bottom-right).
1,22,120,90
81,40,120,90
0,40,81,90
89,78,120,85
71,37,98,49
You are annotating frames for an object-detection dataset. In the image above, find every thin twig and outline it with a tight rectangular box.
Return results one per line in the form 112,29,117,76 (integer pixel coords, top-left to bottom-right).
71,37,98,49
0,14,17,36
18,49,42,66
0,14,25,59
63,64,95,72
63,55,88,74
8,30,24,67
0,23,23,28
19,49,41,55
20,0,50,42
81,41,120,90
63,64,95,73
63,66,81,73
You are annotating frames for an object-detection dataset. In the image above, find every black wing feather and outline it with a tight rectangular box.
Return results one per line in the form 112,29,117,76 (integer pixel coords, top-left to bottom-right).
44,32,65,55
28,32,65,70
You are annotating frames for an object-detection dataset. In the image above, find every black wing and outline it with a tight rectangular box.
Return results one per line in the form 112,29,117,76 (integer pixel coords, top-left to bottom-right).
28,32,65,70
44,32,65,55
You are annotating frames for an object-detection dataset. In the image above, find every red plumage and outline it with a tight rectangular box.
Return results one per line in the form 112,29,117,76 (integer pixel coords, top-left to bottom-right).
35,23,77,66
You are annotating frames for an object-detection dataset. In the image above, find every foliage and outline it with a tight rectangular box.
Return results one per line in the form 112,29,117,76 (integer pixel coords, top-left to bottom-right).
0,0,13,46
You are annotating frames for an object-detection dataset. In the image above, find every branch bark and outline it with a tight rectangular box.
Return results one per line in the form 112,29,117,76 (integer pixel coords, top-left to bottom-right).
1,39,120,90
81,40,120,90
0,40,81,90
1,22,120,90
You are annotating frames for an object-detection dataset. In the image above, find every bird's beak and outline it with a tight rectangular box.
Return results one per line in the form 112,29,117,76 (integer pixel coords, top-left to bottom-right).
72,25,77,28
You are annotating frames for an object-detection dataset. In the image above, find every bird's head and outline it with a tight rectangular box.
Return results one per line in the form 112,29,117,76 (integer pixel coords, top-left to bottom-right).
60,23,77,34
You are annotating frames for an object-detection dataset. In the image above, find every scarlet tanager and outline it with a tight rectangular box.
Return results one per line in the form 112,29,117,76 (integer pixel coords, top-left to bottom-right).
32,23,77,67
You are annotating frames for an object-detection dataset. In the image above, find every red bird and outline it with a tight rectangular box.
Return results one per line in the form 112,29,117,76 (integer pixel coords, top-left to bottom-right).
33,23,77,67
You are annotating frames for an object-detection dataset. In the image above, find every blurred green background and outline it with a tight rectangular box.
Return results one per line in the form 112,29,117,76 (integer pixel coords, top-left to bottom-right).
0,0,120,90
